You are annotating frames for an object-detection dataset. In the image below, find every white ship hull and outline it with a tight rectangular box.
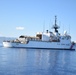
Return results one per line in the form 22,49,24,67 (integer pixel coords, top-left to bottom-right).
3,40,76,50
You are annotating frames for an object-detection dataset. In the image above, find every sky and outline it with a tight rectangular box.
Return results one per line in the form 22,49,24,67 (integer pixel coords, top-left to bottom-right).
0,0,76,41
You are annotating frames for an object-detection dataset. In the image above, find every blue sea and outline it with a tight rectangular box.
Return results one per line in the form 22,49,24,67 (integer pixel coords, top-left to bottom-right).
0,46,76,75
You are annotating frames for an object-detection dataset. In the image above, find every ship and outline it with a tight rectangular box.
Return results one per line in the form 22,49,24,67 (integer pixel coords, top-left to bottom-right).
3,16,76,50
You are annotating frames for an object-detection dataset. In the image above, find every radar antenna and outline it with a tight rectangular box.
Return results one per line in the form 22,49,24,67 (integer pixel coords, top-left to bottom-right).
52,16,60,33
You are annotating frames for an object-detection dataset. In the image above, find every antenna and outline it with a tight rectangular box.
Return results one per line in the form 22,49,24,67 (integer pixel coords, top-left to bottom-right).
43,20,45,32
55,15,57,26
59,21,61,32
62,24,64,33
69,24,70,34
49,19,51,31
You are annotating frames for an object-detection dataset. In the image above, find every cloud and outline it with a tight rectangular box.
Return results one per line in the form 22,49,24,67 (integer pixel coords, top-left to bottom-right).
16,27,24,30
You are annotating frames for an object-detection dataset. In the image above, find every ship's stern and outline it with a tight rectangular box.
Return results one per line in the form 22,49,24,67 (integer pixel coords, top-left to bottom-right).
3,41,13,47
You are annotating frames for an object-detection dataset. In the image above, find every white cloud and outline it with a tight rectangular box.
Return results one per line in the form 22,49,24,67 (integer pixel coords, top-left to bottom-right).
16,27,24,30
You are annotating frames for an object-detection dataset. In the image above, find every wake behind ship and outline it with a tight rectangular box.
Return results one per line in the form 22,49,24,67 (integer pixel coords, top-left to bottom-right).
3,16,76,50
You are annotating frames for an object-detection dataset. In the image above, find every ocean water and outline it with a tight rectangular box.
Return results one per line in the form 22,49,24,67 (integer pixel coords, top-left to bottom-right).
0,47,76,75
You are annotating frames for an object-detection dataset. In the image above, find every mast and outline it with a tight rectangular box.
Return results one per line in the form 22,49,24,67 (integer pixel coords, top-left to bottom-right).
52,16,60,33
